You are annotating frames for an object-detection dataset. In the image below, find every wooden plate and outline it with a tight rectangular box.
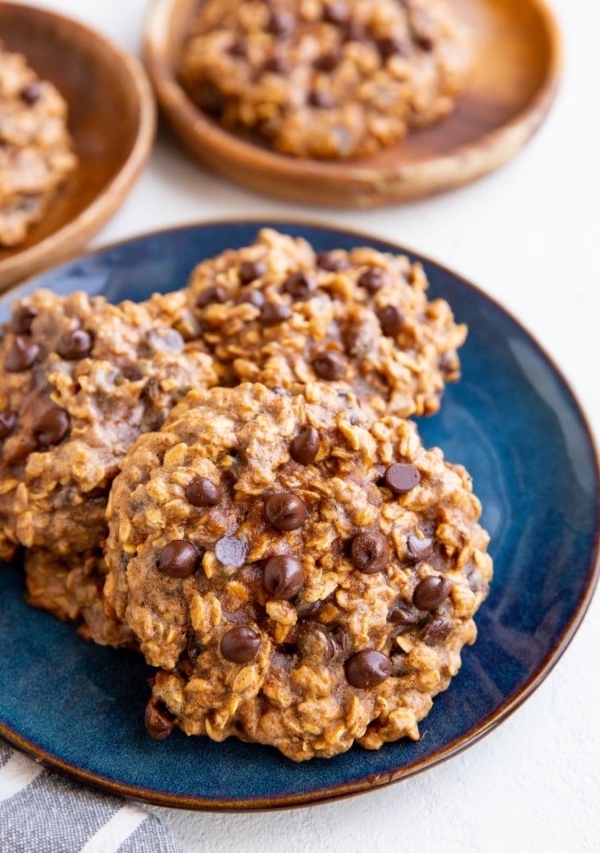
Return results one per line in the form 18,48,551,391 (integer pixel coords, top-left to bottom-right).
0,2,156,291
144,0,561,208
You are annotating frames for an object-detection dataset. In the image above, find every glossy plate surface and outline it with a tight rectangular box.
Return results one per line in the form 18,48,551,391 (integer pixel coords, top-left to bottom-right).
0,220,598,811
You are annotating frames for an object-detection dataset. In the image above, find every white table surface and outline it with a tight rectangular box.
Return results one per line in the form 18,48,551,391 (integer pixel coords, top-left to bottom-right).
15,1,600,850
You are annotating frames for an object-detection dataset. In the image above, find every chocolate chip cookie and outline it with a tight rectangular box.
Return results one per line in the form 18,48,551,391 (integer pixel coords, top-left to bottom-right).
105,382,492,761
0,288,217,561
0,41,77,246
24,549,135,647
186,228,466,417
179,0,471,159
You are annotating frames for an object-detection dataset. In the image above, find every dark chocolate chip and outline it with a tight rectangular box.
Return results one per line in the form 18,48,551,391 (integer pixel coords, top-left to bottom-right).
309,89,335,109
10,305,37,334
158,540,200,578
358,267,386,292
5,336,39,372
144,699,176,741
196,286,227,308
263,55,291,74
229,38,247,58
412,576,451,611
261,301,291,326
313,351,348,381
215,536,247,568
314,51,341,72
264,492,307,531
290,425,319,465
415,33,435,52
406,533,433,562
239,260,267,284
220,626,261,663
324,2,350,24
351,531,390,574
33,408,70,448
378,36,409,60
378,305,404,337
384,463,420,494
345,650,392,688
186,476,220,507
422,618,452,645
56,329,93,360
316,250,349,271
197,82,226,117
264,555,305,599
388,603,421,627
268,10,295,36
20,81,42,105
283,270,316,299
0,410,17,440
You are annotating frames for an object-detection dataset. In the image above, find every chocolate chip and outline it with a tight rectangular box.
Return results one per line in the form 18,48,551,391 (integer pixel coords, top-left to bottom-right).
144,699,176,741
197,82,226,117
358,267,386,292
316,251,348,271
0,410,17,440
269,10,295,36
313,351,348,381
261,301,291,326
406,533,433,562
283,271,316,300
314,51,341,72
324,2,350,24
351,532,390,574
388,603,421,627
20,82,42,105
263,55,291,74
290,425,319,465
422,618,452,645
239,260,267,284
220,626,261,663
309,89,335,109
196,286,227,308
215,536,247,568
416,34,435,52
5,336,39,372
378,36,409,60
264,555,305,599
384,463,420,494
345,650,392,688
56,329,93,360
186,476,220,507
265,493,307,531
378,305,404,337
412,576,451,611
33,408,69,448
10,305,37,334
229,38,247,58
158,540,200,578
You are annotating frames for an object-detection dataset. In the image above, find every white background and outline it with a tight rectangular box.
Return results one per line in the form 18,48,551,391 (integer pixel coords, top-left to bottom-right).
17,1,600,850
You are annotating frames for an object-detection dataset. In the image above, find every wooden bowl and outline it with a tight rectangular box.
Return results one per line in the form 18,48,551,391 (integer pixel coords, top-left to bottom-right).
0,2,156,290
144,0,561,208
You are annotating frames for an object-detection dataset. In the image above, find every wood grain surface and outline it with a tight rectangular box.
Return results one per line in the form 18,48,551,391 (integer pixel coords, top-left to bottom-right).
144,0,561,208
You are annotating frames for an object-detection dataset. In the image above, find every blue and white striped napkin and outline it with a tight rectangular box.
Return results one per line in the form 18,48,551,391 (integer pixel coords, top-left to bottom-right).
0,742,184,853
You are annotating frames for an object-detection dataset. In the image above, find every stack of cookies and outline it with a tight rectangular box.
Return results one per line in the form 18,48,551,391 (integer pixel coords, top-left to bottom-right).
0,228,493,761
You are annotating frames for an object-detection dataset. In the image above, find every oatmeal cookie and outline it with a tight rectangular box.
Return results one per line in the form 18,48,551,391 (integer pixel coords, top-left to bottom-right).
105,383,492,761
179,0,471,160
0,41,77,246
24,549,135,648
0,288,217,560
186,228,466,416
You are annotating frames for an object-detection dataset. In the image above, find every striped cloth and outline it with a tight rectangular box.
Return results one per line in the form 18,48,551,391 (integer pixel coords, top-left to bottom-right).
0,742,184,853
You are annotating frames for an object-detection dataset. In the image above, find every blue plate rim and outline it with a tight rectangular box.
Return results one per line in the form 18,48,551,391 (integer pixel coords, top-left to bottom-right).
0,216,599,811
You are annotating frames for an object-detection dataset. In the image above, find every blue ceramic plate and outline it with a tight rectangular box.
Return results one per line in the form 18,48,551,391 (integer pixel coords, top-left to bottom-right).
0,220,598,811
